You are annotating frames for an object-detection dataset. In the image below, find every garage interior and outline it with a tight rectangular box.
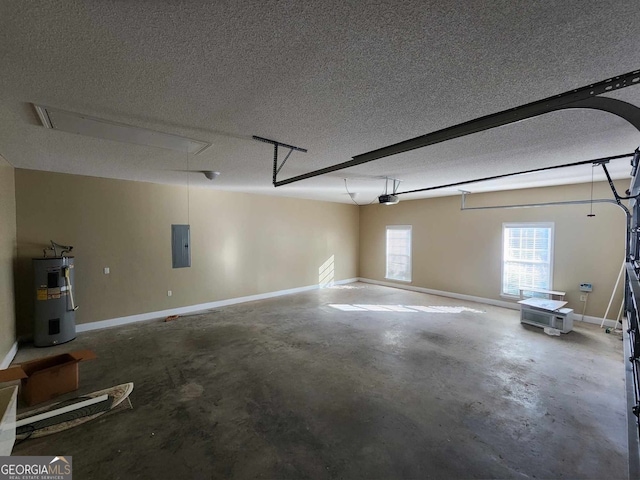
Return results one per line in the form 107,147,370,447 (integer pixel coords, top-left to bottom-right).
1,1,640,479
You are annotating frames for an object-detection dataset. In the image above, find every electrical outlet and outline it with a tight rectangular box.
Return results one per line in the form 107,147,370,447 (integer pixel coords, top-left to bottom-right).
580,294,587,302
167,290,172,297
103,267,110,274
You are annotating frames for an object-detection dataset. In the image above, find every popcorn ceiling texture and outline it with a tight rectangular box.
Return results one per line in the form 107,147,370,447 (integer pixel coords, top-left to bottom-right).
0,0,639,202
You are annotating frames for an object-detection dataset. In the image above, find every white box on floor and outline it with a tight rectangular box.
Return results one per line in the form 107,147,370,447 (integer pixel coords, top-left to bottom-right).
0,385,18,455
518,297,574,333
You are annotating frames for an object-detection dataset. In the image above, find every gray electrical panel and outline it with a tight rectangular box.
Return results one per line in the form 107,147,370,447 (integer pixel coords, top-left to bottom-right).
172,224,191,268
33,257,76,347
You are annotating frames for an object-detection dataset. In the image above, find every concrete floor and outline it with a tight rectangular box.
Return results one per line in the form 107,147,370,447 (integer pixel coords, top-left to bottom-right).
11,283,627,479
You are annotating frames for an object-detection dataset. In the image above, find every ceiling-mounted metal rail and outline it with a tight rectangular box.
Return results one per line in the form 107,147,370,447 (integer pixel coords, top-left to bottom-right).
397,152,634,196
252,135,308,186
272,69,640,187
461,189,632,262
460,191,622,211
459,153,638,261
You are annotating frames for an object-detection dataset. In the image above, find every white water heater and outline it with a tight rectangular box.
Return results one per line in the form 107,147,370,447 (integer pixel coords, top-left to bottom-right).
33,245,77,347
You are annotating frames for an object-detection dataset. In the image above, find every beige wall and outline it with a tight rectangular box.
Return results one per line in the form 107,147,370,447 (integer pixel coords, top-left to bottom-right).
0,157,17,361
10,168,630,337
360,181,627,319
14,170,359,335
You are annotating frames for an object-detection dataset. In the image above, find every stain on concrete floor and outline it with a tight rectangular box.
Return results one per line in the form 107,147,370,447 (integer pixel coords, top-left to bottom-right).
11,283,627,479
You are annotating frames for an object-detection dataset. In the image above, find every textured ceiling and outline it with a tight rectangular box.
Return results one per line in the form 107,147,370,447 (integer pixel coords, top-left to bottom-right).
1,0,639,203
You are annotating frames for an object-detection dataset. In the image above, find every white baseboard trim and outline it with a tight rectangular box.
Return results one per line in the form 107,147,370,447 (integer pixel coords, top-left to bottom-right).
358,278,620,328
76,277,359,333
0,341,18,369
358,277,519,310
575,314,618,328
73,276,619,334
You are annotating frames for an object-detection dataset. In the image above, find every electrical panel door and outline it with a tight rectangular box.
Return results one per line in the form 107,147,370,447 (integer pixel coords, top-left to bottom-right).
171,224,191,268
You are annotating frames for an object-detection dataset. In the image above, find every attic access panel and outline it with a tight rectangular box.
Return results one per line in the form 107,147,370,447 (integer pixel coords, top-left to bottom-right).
34,105,211,155
171,224,190,268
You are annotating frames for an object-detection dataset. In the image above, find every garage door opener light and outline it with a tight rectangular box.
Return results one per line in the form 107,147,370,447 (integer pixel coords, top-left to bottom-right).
379,178,401,205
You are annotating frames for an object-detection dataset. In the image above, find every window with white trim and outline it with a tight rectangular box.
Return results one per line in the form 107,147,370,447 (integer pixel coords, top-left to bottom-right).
502,223,554,296
386,226,412,282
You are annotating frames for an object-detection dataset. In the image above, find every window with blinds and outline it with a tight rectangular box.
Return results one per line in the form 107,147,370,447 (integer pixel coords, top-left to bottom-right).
502,223,554,296
386,226,412,282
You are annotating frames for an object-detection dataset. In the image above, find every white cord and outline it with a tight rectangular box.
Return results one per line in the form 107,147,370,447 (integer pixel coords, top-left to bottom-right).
343,178,387,206
186,150,190,225
581,292,589,321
